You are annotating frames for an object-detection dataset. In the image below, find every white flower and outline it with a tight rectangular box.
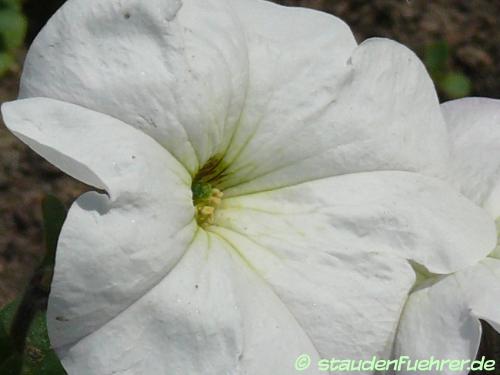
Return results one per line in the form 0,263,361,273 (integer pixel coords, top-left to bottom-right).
393,98,500,375
1,0,498,374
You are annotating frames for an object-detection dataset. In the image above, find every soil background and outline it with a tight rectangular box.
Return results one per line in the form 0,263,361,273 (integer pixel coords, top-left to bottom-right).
0,0,499,369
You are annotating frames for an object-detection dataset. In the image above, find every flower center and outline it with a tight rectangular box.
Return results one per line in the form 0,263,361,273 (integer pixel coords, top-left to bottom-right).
191,156,227,228
191,181,223,228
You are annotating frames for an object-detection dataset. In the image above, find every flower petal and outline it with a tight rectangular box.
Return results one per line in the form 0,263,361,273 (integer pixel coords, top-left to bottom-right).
492,219,500,259
441,98,500,217
19,0,445,195
1,98,197,348
209,171,495,359
394,258,500,375
217,171,496,274
215,33,448,195
57,231,323,374
210,225,414,362
19,0,249,174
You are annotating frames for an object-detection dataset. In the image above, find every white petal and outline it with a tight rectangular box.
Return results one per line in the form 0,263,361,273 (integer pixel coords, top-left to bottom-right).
394,258,500,375
441,98,500,217
1,98,197,348
19,0,447,196
485,182,500,220
216,171,496,274
58,231,323,375
492,219,500,259
208,170,496,359
19,0,249,174
204,171,495,360
210,225,414,363
215,33,448,195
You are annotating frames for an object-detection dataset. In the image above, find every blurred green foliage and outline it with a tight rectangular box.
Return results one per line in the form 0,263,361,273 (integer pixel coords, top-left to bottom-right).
424,41,472,100
0,300,65,374
0,0,27,77
0,196,67,374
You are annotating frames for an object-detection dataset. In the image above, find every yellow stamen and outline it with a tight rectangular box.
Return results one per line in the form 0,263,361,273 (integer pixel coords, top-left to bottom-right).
200,206,215,216
195,188,223,228
212,189,224,199
208,196,222,206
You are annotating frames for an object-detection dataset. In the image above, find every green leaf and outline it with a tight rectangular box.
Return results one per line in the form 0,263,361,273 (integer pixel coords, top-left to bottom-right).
21,312,66,374
440,72,472,99
0,0,23,12
0,299,20,331
0,353,23,375
0,316,13,364
0,299,22,373
0,51,15,76
0,195,68,374
33,349,65,374
0,298,21,358
0,7,27,51
0,294,66,374
424,41,449,75
41,195,67,268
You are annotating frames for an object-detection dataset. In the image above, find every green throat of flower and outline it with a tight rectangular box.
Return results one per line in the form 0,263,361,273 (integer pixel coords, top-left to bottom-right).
191,156,228,228
191,180,223,228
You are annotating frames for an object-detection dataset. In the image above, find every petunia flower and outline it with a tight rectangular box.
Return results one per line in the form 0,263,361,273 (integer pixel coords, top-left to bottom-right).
1,0,498,374
394,98,500,375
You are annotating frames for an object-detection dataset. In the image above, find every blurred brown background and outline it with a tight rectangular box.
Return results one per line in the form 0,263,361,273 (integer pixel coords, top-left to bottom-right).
0,0,499,312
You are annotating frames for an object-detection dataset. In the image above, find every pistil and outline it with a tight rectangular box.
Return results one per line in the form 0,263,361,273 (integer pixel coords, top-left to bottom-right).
192,180,223,228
